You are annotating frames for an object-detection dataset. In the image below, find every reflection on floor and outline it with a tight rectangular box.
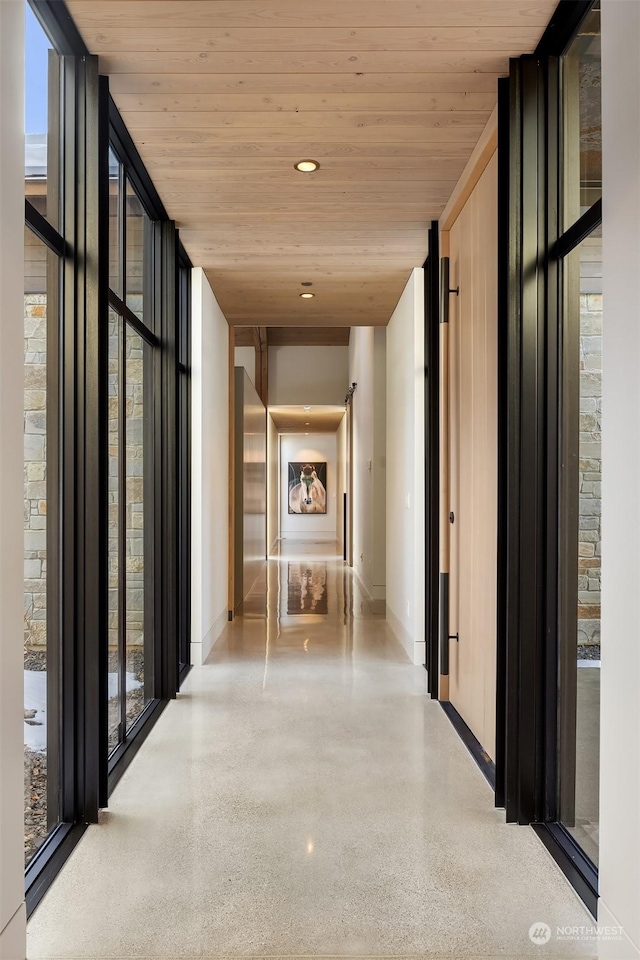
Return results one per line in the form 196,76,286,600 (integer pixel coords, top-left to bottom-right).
287,561,328,615
28,541,595,959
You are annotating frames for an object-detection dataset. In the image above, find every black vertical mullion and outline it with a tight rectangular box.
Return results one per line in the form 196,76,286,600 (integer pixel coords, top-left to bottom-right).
163,221,178,700
424,221,440,698
517,55,546,824
72,52,89,819
495,74,510,811
543,55,562,823
504,58,523,824
177,259,192,680
75,53,103,824
60,53,78,827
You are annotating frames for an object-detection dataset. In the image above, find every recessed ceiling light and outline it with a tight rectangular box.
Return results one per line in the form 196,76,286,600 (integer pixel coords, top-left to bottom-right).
303,406,311,411
305,422,310,425
295,159,319,173
300,292,315,299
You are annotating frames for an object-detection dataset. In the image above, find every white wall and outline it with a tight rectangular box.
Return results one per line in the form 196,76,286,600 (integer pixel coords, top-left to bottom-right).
336,414,347,557
280,435,338,541
266,413,279,553
234,370,266,606
599,4,640,956
191,269,229,666
348,327,386,601
386,269,425,665
269,346,348,406
234,346,255,389
0,4,28,956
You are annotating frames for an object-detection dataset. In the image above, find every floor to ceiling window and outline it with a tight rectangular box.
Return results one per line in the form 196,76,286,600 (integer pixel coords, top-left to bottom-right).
23,0,192,912
23,3,61,868
501,0,602,913
107,145,156,760
557,2,602,868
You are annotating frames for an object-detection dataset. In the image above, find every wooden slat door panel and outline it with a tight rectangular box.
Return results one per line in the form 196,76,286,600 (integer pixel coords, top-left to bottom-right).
447,152,498,760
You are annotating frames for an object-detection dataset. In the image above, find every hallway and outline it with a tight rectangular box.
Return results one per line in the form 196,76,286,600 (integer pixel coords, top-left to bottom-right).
27,543,594,960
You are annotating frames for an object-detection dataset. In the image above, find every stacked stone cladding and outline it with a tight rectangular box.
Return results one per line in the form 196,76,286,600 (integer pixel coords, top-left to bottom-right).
578,288,602,647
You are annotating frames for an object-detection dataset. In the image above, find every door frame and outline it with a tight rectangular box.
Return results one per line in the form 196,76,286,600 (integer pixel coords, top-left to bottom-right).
423,223,440,698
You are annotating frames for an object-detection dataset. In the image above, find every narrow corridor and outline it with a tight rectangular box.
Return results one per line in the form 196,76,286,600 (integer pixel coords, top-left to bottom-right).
28,543,594,959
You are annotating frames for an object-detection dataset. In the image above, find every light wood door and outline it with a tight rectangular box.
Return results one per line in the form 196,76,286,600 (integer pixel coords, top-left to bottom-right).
447,151,498,760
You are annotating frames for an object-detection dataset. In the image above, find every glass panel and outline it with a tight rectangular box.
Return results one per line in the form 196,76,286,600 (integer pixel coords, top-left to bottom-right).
563,3,601,227
107,308,121,754
125,179,148,321
559,224,602,866
125,325,149,729
24,226,60,864
109,148,122,299
25,5,58,227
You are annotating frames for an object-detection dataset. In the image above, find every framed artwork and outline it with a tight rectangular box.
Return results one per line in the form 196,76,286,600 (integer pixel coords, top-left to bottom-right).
288,462,327,514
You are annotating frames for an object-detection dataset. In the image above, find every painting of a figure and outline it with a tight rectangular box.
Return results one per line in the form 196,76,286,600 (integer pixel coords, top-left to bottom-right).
288,462,327,514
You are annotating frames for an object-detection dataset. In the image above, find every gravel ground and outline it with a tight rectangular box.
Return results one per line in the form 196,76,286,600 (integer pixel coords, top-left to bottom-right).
24,648,47,672
108,648,146,749
24,648,48,865
24,749,48,865
578,643,601,660
24,647,146,865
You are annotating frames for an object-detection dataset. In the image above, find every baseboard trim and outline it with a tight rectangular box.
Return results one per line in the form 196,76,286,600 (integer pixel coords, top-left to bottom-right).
352,565,386,603
440,701,496,790
0,901,26,956
279,532,337,542
596,900,640,959
385,603,423,665
190,605,228,666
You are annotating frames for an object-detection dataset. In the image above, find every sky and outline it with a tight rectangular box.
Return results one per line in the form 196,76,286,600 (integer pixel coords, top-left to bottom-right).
25,4,52,135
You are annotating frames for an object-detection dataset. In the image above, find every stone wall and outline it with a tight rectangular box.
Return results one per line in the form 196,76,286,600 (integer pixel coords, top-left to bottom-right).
24,292,47,652
578,280,602,647
107,305,146,655
125,320,145,651
26,300,145,657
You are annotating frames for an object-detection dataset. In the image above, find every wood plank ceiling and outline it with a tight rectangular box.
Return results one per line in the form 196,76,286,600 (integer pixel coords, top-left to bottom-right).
68,0,556,328
269,405,347,434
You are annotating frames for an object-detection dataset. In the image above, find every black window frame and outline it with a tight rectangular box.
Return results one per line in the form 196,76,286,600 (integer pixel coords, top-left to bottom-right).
498,0,601,916
24,8,106,912
177,251,193,684
25,0,192,914
104,95,189,794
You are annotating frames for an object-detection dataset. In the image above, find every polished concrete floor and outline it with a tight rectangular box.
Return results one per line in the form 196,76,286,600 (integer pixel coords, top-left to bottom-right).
28,542,596,959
